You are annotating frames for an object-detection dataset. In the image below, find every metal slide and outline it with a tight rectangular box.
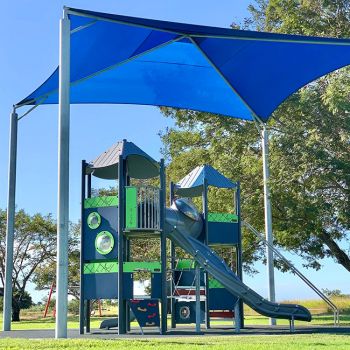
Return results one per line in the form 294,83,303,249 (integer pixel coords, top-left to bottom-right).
165,206,312,322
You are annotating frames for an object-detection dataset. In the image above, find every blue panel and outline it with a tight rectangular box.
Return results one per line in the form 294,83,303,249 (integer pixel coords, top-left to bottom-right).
209,288,237,310
151,273,162,299
83,206,118,261
174,301,205,324
207,222,239,245
83,272,133,300
84,272,118,299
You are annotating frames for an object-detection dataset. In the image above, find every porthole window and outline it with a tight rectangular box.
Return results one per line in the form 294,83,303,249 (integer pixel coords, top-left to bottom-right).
87,212,101,229
95,231,114,255
179,305,191,320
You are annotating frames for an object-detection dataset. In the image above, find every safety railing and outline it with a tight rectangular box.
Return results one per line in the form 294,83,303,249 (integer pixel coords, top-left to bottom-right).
242,221,340,326
125,186,160,231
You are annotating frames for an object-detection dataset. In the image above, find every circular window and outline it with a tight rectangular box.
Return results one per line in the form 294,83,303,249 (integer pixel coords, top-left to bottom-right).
95,231,114,255
179,305,191,320
87,212,101,229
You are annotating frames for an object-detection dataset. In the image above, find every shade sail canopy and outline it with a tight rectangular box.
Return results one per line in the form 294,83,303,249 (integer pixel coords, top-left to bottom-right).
175,165,236,197
87,139,159,179
18,7,350,122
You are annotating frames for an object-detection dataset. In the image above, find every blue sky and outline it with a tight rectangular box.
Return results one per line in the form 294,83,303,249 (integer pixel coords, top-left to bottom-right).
1,0,349,303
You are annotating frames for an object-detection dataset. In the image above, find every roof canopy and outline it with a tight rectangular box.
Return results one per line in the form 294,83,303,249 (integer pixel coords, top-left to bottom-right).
87,139,159,179
18,7,350,122
175,165,236,197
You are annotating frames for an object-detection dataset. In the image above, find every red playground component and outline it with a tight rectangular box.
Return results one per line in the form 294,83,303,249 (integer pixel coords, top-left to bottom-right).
210,311,234,318
174,288,206,296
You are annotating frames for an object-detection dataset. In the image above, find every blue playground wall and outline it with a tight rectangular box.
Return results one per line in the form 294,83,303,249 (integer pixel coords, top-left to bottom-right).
83,272,133,300
207,222,239,245
83,206,118,260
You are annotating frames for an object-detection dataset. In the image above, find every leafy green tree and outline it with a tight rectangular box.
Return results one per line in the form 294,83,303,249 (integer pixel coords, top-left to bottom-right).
0,209,56,321
32,223,80,299
0,290,32,315
159,0,350,273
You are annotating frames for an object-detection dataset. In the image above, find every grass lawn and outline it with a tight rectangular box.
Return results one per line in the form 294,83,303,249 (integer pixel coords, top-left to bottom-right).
1,307,350,350
1,335,350,350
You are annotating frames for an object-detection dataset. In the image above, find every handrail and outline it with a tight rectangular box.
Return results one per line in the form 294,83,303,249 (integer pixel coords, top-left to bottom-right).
242,221,340,326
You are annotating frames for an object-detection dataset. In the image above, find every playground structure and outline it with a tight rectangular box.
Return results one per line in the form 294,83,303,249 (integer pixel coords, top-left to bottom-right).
4,7,350,338
80,139,312,335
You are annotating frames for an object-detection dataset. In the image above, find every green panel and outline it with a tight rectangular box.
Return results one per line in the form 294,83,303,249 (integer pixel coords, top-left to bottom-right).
84,196,118,209
207,212,238,223
84,261,118,274
123,261,161,273
83,261,162,274
176,259,195,270
125,187,138,229
209,278,225,289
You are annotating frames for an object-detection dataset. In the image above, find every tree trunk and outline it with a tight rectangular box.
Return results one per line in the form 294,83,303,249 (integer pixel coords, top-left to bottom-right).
319,230,350,273
12,300,21,322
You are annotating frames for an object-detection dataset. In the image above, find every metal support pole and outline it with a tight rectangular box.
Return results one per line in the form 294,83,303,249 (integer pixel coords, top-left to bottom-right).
56,9,71,339
202,179,210,329
289,316,295,333
261,124,276,326
79,161,86,335
236,183,244,328
234,300,241,333
195,263,201,333
85,174,91,333
118,155,126,335
3,107,18,331
160,159,167,334
169,182,176,329
125,238,131,332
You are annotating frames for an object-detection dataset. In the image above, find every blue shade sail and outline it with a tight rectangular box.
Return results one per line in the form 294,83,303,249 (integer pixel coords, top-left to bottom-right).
18,7,350,122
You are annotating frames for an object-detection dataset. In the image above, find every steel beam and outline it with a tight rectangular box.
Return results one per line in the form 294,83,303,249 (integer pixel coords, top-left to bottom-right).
55,9,71,339
3,108,18,331
261,125,276,326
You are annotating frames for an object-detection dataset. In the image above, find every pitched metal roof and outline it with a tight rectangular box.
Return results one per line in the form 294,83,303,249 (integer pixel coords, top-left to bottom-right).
87,139,159,179
175,164,236,197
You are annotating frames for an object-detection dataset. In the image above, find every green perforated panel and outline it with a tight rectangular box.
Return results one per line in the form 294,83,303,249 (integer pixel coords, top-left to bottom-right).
83,261,162,274
123,261,161,273
207,212,238,223
84,196,118,209
84,261,118,274
176,259,195,269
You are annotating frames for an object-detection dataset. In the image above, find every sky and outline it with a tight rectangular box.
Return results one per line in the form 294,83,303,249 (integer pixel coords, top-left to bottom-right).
1,0,349,305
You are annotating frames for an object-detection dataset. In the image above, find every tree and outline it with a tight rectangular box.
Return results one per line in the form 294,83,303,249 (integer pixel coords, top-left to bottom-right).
0,209,56,321
32,223,80,299
248,0,350,272
0,290,32,313
159,0,350,274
